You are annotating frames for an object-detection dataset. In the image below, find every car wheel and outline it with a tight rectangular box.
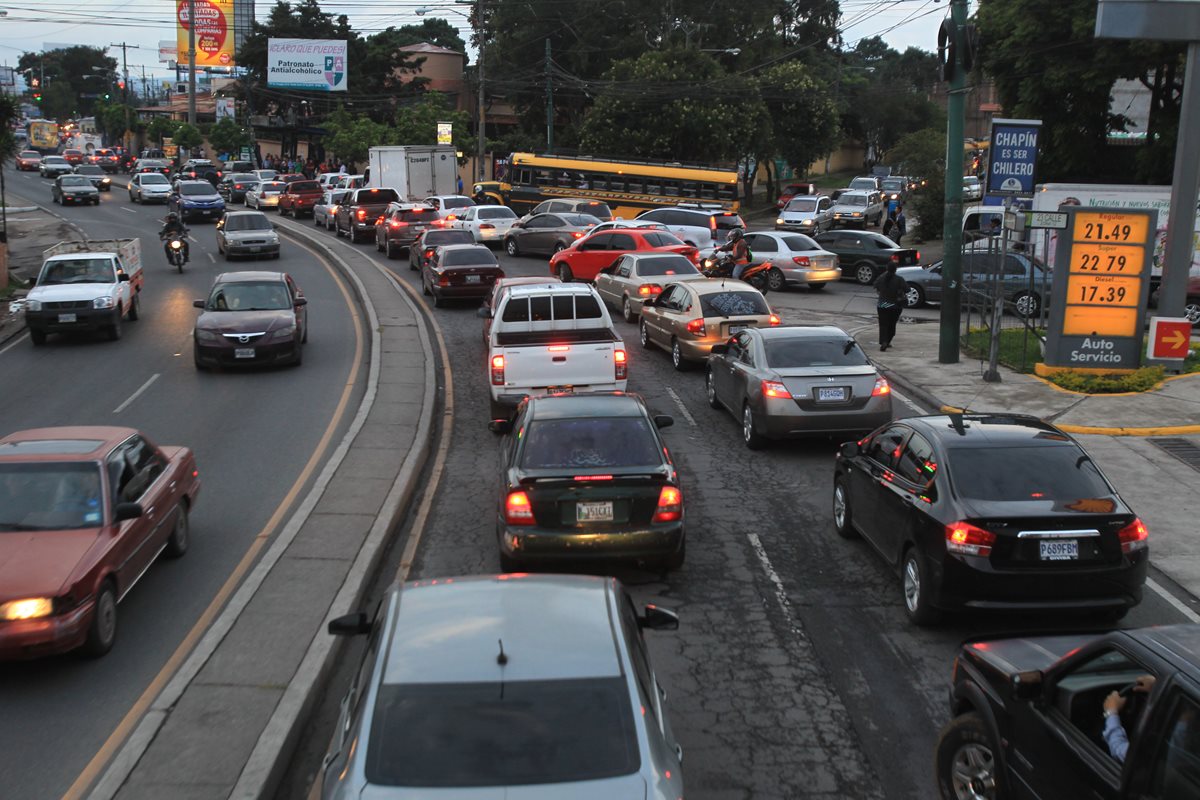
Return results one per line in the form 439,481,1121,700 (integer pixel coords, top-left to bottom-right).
553,241,567,254
30,329,47,346
936,712,1003,800
386,240,397,259
556,264,573,282
432,289,444,308
292,342,304,366
705,369,722,409
422,275,431,296
505,237,520,257
766,267,786,292
194,347,208,370
82,580,117,658
742,403,766,450
671,338,689,371
1013,291,1040,319
164,504,189,558
902,547,941,626
833,477,857,539
639,318,652,349
855,262,878,286
128,292,140,321
1186,298,1200,326
376,235,384,252
335,221,344,237
905,284,926,309
107,313,123,341
622,296,636,323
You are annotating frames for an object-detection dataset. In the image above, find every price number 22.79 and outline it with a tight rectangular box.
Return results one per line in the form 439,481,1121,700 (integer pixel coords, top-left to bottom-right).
1078,251,1130,272
1078,284,1127,304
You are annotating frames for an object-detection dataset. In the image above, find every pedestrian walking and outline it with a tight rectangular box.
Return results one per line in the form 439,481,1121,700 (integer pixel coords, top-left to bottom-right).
892,207,907,244
882,215,895,238
457,176,464,195
874,263,907,351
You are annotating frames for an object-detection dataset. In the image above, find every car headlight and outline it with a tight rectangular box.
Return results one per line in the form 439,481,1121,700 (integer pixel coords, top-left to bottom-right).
801,219,814,225
776,218,785,225
93,296,116,309
270,323,297,340
0,597,54,621
851,212,862,217
102,178,111,184
25,299,42,312
194,328,221,342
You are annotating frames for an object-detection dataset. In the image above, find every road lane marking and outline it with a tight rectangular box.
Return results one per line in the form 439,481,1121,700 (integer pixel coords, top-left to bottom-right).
1147,577,1200,623
112,374,159,414
747,533,808,641
891,388,926,415
665,386,697,426
120,207,136,214
207,253,215,263
0,332,30,356
63,236,366,800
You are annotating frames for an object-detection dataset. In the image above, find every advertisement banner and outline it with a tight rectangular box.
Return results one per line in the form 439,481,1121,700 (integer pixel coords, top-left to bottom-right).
159,40,176,64
267,39,348,92
215,97,235,120
176,0,235,69
436,121,452,145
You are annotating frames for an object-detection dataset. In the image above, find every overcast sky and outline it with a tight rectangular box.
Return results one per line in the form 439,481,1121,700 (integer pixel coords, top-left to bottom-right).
2,0,950,88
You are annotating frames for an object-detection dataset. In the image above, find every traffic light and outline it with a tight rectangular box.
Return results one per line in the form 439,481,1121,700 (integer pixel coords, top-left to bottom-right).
31,77,39,88
32,92,41,103
117,80,125,91
104,92,111,100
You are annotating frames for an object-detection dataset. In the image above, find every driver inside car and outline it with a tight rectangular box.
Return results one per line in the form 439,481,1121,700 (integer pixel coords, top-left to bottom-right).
1103,674,1156,761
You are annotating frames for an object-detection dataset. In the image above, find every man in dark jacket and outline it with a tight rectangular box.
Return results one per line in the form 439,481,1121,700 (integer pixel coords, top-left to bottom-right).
874,263,907,351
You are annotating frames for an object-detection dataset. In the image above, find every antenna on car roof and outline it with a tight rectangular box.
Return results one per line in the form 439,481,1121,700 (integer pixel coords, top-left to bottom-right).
948,411,968,436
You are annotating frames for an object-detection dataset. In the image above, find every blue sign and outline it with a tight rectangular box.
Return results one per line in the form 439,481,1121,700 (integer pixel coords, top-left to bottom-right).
986,118,1041,195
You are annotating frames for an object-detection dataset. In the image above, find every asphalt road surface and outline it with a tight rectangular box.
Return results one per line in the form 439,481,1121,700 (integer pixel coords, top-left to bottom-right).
1,166,368,800
271,212,1200,800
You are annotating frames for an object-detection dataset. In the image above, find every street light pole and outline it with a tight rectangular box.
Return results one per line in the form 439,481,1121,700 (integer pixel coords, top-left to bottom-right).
187,0,197,126
476,0,485,181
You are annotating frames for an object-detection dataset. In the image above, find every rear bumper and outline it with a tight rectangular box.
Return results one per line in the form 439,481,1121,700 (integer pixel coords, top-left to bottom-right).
757,396,892,437
499,521,685,564
493,383,627,408
0,599,94,660
431,283,494,300
781,267,842,285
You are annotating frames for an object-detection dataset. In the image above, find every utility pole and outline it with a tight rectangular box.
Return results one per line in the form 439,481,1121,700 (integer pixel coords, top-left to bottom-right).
187,0,197,126
111,42,131,144
937,0,970,364
476,0,486,181
544,39,553,153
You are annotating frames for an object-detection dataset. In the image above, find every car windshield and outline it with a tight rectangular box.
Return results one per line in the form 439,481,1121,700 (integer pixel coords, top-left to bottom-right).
180,183,214,196
842,195,868,207
478,207,516,220
882,179,905,191
366,678,639,787
782,234,821,251
207,281,292,311
785,198,818,212
442,248,497,267
765,337,870,368
41,258,114,284
699,290,770,317
224,214,272,232
521,417,662,469
0,462,105,531
20,151,39,158
964,177,980,186
637,255,699,277
60,176,90,186
562,213,601,227
947,445,1114,503
45,157,66,164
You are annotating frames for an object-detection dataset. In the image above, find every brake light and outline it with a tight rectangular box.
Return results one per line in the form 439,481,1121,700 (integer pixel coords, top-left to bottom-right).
446,214,457,221
653,485,682,523
792,256,811,266
1118,518,1148,554
490,354,505,385
548,345,570,352
389,220,405,229
686,318,706,336
425,249,434,258
872,377,891,396
709,216,717,230
945,522,995,557
769,314,781,326
574,474,613,481
761,379,790,399
504,491,535,525
234,184,243,189
216,171,222,177
356,208,366,220
614,348,627,380
572,231,585,238
638,284,663,297
916,251,921,262
890,254,900,263
479,223,495,230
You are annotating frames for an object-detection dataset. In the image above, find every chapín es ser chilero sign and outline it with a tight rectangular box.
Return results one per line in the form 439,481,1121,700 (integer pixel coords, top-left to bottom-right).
176,0,234,68
267,39,348,92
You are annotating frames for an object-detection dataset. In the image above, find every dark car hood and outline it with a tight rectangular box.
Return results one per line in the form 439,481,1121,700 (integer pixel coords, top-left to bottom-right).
0,529,103,600
965,633,1101,675
196,309,294,333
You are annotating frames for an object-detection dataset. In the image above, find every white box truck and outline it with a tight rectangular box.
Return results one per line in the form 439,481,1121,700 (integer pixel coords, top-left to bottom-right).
366,145,458,201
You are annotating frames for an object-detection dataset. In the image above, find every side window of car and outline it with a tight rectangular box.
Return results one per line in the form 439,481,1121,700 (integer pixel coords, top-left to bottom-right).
841,236,863,251
621,595,659,721
617,259,633,279
751,236,778,253
660,285,685,311
734,333,755,366
541,215,565,228
895,433,937,491
820,198,832,211
863,425,908,469
1053,647,1156,757
609,233,636,251
583,233,612,251
1004,255,1027,276
1145,693,1200,797
640,210,663,223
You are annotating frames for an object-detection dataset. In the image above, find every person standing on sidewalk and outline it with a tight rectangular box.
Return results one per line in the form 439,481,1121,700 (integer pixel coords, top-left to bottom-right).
874,263,907,351
892,206,907,244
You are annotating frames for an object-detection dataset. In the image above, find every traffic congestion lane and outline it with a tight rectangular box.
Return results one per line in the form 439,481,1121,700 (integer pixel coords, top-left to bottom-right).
0,166,368,800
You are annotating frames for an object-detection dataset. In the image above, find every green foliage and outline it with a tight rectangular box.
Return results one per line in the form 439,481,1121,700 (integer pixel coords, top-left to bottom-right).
18,46,117,119
39,81,78,122
843,39,944,158
145,117,176,146
962,327,1044,373
93,100,132,141
393,91,471,153
172,123,203,152
207,117,252,155
758,62,839,177
0,95,18,163
323,106,393,169
1047,367,1166,394
888,127,946,240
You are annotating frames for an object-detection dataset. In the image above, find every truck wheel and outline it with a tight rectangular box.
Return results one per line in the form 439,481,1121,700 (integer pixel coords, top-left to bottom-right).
30,329,47,346
935,712,1004,800
128,293,140,321
107,313,123,341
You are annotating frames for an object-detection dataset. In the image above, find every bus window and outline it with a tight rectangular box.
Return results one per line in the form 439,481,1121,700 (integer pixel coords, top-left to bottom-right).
680,181,698,198
557,171,572,187
515,167,532,184
663,180,680,197
699,183,718,200
604,175,623,192
716,183,736,201
592,174,609,190
645,178,661,194
576,172,590,189
626,178,643,193
534,168,554,185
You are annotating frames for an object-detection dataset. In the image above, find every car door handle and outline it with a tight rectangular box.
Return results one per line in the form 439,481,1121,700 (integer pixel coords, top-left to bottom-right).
146,506,156,517
169,480,177,490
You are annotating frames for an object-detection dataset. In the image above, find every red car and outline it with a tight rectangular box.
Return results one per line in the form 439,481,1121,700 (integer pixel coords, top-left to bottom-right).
0,426,201,659
15,150,41,171
277,179,324,218
62,148,84,165
776,182,817,208
548,227,699,282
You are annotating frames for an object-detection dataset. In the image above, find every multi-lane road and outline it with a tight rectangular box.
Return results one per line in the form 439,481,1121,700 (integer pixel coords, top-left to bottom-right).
5,167,1198,800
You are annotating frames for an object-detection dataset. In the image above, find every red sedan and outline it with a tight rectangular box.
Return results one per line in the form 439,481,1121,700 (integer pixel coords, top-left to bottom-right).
776,182,817,208
16,150,42,171
62,148,84,165
0,426,201,659
548,227,699,282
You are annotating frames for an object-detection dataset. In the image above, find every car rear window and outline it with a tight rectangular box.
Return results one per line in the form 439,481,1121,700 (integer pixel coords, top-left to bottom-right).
478,207,516,219
502,293,602,322
764,337,869,368
562,213,601,227
141,175,168,185
637,255,699,277
289,181,319,192
442,247,497,267
643,232,685,247
578,201,612,218
714,213,745,230
521,417,661,469
785,198,818,212
443,197,474,209
366,678,639,787
699,291,769,317
356,188,400,203
781,234,821,251
260,182,287,193
424,230,473,246
0,462,105,532
397,207,434,222
947,445,1114,503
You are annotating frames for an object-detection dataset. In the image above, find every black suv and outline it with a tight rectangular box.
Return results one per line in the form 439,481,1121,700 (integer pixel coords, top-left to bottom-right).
175,160,222,187
936,624,1200,799
372,201,435,256
813,229,921,286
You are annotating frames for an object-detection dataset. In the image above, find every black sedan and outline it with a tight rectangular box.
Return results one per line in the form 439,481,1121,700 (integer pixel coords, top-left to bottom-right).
421,244,504,307
218,172,259,203
832,413,1148,625
74,164,112,191
813,229,920,286
408,227,474,271
489,392,684,571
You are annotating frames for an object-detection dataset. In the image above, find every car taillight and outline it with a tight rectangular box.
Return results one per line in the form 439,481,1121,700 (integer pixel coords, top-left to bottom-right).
945,522,995,557
490,354,505,385
425,249,434,258
504,491,535,525
769,314,781,326
792,256,811,266
479,223,495,229
761,379,790,399
1118,518,1148,554
890,254,900,263
234,184,243,189
437,272,449,287
653,485,682,523
916,251,921,262
389,220,405,229
686,318,706,336
572,231,584,238
446,214,457,221
872,377,891,396
356,208,366,220
216,171,222,177
638,284,663,297
614,348,627,380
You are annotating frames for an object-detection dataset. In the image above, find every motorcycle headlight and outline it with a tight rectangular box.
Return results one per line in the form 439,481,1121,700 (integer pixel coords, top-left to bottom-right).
271,323,297,340
93,296,116,309
194,328,221,342
170,240,183,250
25,299,42,312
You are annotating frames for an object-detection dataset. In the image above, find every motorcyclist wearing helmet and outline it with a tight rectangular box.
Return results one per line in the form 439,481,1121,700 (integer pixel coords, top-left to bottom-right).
159,212,190,261
717,227,751,279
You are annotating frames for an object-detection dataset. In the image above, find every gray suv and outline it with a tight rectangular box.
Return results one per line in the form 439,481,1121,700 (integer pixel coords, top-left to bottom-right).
830,190,885,229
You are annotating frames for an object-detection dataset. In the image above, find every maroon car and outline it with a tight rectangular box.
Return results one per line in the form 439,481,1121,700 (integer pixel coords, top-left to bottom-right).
0,426,201,659
192,271,309,369
277,179,323,218
421,243,504,308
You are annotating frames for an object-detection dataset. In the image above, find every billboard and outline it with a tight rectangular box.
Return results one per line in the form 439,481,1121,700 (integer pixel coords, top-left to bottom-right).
177,0,235,68
215,97,235,120
159,40,176,64
267,39,347,92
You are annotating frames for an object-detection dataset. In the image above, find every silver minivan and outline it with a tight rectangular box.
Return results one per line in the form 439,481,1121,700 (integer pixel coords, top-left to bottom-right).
775,194,834,233
318,574,686,800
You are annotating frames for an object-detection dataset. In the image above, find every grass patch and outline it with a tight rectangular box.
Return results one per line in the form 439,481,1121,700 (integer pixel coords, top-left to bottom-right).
961,326,1043,374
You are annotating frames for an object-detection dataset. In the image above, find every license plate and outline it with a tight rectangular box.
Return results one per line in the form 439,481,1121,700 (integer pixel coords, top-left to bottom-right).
1039,540,1079,561
577,500,613,522
250,246,261,252
58,313,77,323
234,348,256,359
546,386,574,395
728,325,747,334
465,274,482,283
817,387,847,402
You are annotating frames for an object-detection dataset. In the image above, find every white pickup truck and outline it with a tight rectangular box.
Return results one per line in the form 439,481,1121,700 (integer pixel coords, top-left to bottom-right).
478,282,628,418
24,239,144,345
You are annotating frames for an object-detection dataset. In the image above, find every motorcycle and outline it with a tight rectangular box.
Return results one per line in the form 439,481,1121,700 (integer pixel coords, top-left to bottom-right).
699,251,779,294
162,232,189,273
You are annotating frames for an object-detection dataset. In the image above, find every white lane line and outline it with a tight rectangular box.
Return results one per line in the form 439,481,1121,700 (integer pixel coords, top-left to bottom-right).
188,235,198,243
0,332,30,356
891,388,926,415
665,386,697,426
207,253,215,263
121,207,137,214
112,373,160,414
747,533,808,641
1147,578,1200,624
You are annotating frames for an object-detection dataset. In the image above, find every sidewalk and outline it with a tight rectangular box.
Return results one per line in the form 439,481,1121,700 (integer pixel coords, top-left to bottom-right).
1,196,82,346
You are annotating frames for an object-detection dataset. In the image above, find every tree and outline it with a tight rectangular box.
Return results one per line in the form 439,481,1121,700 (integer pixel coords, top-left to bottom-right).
172,123,203,159
145,116,176,146
322,106,392,169
93,99,133,143
393,91,472,159
39,81,79,122
18,46,117,119
888,127,946,241
758,62,839,182
0,94,18,164
839,38,943,164
207,117,252,156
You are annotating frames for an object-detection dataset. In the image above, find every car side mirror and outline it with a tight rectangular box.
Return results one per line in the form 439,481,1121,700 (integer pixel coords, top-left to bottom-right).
639,604,679,631
114,502,143,522
328,612,371,636
709,343,728,355
511,221,524,228
193,299,206,308
839,441,861,458
1012,670,1044,700
118,273,131,282
476,306,492,319
488,418,512,435
653,414,674,429
294,297,308,307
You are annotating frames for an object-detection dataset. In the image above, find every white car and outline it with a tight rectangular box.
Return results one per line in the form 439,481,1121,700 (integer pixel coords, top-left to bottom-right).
245,180,287,210
313,189,348,231
128,172,172,204
451,204,518,244
316,172,342,189
595,251,704,322
963,175,983,201
742,231,841,291
635,205,746,249
587,219,669,235
423,194,476,220
253,169,278,182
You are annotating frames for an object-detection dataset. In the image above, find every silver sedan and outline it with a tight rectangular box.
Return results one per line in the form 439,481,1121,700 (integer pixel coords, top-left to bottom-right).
743,231,841,291
245,180,286,210
313,189,348,231
705,324,893,448
595,251,704,322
